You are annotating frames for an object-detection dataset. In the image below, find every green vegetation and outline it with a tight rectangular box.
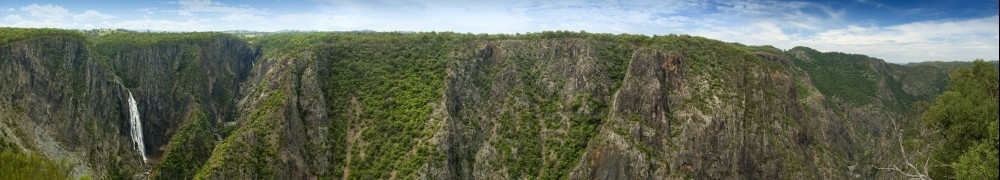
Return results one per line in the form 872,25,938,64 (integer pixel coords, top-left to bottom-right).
253,31,643,178
1,27,972,179
0,150,75,180
542,93,605,179
921,60,999,179
906,60,1000,70
195,88,286,179
307,32,452,178
85,30,256,179
92,31,233,89
0,27,85,47
788,47,879,105
154,108,216,179
787,46,945,113
92,31,229,53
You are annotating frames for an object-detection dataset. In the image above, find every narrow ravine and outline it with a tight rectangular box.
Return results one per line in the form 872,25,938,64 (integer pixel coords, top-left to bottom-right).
127,90,148,163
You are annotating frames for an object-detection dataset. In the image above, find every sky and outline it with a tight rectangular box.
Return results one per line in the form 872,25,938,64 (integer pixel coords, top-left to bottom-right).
1,0,997,63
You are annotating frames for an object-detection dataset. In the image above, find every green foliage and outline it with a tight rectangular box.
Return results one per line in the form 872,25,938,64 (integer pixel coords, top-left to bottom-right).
788,47,879,105
0,135,18,153
795,80,812,98
259,31,640,178
596,42,633,91
906,60,1000,70
0,150,75,180
307,32,452,179
921,60,999,179
786,46,947,114
952,138,999,179
0,27,85,47
739,44,784,55
195,89,286,179
92,31,230,54
154,108,216,180
92,31,233,90
7,27,958,179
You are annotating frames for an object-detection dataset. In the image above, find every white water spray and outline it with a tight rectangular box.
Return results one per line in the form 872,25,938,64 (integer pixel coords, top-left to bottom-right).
127,90,148,162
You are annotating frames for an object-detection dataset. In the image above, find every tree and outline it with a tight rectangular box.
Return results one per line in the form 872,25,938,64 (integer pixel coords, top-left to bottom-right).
921,59,999,179
878,117,934,179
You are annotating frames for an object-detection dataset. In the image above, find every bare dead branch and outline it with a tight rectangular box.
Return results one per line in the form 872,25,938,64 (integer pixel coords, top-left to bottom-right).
875,117,932,180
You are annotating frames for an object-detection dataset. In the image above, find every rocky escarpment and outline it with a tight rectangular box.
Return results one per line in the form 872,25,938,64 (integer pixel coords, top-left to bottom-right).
439,39,620,179
1,30,261,179
195,50,334,179
97,34,257,160
570,48,681,179
0,33,141,178
535,39,850,179
432,36,885,179
1,30,952,179
787,46,950,179
431,36,946,179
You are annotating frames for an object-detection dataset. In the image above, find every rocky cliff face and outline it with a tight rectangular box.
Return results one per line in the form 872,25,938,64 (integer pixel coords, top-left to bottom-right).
438,39,619,179
98,35,257,158
0,33,141,178
0,30,950,179
1,31,260,179
194,50,336,179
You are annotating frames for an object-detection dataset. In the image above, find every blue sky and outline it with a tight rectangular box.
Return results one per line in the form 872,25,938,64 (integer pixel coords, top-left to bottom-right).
1,0,997,63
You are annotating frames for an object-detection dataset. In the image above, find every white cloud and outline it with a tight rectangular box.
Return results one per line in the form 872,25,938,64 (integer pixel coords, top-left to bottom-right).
20,4,70,21
301,0,532,33
4,15,22,22
270,13,366,31
74,10,116,21
110,19,208,31
716,0,844,32
792,15,1000,62
304,0,714,34
807,16,999,46
670,0,997,63
221,13,261,22
139,8,157,14
1,19,69,29
168,0,267,17
3,15,24,22
1,0,994,63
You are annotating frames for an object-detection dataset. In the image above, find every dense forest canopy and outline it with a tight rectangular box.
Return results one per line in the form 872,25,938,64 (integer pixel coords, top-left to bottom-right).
921,60,999,179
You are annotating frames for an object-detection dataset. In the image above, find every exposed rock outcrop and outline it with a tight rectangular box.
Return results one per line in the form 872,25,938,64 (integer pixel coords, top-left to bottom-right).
0,34,140,178
1,30,952,179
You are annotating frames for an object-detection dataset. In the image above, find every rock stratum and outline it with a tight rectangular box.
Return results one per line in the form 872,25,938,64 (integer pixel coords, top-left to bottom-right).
1,28,963,179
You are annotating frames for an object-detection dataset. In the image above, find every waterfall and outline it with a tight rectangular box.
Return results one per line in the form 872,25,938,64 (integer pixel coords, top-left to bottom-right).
127,90,148,162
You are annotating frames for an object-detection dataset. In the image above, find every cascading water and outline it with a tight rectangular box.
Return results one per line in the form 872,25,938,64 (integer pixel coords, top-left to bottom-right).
127,90,148,162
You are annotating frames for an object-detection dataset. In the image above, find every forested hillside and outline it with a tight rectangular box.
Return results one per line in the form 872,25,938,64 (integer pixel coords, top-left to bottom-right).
1,27,995,179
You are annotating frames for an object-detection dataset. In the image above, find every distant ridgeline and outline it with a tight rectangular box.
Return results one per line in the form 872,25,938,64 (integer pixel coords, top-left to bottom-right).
1,27,996,179
905,60,1000,70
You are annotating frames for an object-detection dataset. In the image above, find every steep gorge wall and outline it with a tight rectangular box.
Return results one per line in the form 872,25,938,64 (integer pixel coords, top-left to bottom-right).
0,30,951,179
431,37,861,179
0,32,261,179
194,51,335,179
0,34,142,178
438,39,621,179
787,46,950,179
99,35,257,157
